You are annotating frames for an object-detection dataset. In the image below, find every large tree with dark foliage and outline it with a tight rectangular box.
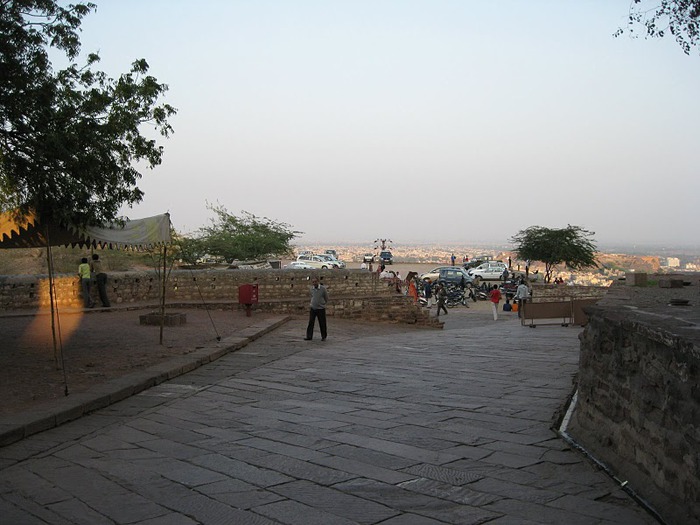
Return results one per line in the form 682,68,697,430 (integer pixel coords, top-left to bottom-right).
511,225,598,284
0,0,176,227
616,0,700,55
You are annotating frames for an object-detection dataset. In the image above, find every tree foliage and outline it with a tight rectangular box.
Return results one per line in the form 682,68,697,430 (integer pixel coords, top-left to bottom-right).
616,0,700,55
0,0,176,227
191,204,301,263
511,225,598,283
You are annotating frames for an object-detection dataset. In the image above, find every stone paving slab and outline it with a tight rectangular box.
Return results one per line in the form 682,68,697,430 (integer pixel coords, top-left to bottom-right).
0,307,659,524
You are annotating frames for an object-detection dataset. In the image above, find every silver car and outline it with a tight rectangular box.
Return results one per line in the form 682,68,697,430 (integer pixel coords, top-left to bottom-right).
467,262,508,282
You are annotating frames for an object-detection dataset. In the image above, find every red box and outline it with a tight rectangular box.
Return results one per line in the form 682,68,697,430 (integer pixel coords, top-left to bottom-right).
238,284,258,304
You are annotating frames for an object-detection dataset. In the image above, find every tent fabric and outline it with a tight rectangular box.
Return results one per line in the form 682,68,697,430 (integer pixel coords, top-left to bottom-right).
0,211,171,250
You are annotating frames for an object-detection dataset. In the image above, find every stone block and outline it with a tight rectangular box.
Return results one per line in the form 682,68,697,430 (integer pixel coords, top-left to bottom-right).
139,312,187,326
625,272,647,286
658,279,683,288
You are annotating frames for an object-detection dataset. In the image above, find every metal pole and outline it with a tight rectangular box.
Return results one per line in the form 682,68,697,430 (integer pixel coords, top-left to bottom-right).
159,245,166,345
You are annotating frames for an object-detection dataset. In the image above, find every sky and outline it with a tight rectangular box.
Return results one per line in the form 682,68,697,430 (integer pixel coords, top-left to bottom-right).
72,1,700,248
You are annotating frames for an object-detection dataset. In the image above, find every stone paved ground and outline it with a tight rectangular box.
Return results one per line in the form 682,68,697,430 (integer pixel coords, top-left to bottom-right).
0,304,656,524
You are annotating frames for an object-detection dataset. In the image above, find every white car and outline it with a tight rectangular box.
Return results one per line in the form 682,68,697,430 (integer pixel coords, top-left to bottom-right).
296,254,332,269
316,254,346,269
468,262,508,282
283,261,316,270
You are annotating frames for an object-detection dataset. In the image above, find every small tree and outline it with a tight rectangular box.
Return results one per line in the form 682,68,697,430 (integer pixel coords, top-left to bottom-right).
511,225,597,284
198,204,301,262
615,0,700,55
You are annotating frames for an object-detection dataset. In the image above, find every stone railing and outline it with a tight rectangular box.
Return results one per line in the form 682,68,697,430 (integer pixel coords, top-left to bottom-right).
568,278,699,525
0,269,440,327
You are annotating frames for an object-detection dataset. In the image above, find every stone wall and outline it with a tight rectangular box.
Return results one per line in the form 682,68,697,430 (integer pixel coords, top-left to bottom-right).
569,301,699,524
0,269,441,327
530,284,608,302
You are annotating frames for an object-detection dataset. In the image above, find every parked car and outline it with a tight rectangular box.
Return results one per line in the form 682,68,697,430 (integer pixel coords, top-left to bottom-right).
324,249,338,258
379,250,393,265
316,254,346,269
296,254,331,269
463,259,487,270
419,266,454,281
362,253,375,263
467,262,508,282
283,261,315,270
438,267,474,286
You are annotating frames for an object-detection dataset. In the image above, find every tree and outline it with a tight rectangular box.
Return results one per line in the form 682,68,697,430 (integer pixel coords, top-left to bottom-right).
510,225,597,284
616,0,700,55
196,204,301,262
0,0,176,227
171,233,208,266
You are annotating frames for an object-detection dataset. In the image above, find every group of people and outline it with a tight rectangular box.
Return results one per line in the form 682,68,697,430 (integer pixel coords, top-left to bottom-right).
488,279,530,321
78,254,110,308
302,267,533,341
418,278,456,317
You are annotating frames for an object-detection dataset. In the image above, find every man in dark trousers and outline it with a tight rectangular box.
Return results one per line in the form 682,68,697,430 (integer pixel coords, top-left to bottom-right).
305,277,328,341
91,253,111,307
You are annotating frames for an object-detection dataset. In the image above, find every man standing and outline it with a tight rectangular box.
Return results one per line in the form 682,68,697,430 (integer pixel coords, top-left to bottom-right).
515,280,529,319
305,277,328,341
91,253,111,307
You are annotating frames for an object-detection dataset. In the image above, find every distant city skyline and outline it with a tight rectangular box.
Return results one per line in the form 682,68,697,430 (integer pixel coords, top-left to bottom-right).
295,239,700,257
71,1,700,247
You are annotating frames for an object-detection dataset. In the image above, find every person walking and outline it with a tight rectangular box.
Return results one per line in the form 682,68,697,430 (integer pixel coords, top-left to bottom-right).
78,257,95,308
515,279,529,319
489,284,501,321
91,253,111,307
436,283,448,316
305,277,328,341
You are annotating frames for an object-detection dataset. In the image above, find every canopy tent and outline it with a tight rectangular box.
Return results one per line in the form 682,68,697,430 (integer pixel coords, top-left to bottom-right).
0,210,173,396
0,211,171,249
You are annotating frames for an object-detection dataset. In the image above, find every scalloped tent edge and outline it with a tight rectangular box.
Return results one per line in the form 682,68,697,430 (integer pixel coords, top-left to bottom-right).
0,210,174,393
0,211,172,250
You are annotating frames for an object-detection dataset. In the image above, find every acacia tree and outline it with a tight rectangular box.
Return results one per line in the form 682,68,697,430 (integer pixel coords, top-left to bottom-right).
510,225,598,284
0,0,176,227
194,204,301,262
616,0,700,55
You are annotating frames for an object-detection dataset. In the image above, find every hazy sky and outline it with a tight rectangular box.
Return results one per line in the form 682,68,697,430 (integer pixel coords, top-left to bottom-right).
74,1,699,247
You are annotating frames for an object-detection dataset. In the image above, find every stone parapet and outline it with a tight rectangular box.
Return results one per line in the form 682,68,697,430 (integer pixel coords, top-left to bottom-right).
569,277,700,525
530,284,608,303
0,269,440,327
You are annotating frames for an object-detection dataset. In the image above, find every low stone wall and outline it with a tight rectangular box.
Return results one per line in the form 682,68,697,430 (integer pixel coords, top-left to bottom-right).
569,294,699,524
530,284,608,302
0,269,441,327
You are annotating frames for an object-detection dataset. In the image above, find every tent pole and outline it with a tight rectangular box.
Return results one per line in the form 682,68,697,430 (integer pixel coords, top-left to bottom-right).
45,227,69,395
159,245,166,345
46,244,59,368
